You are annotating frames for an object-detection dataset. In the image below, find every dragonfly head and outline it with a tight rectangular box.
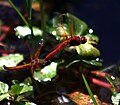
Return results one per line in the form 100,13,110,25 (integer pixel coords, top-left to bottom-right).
70,36,87,46
80,36,87,44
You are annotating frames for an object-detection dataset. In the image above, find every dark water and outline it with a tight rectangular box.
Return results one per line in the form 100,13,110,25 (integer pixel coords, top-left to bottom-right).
72,0,120,66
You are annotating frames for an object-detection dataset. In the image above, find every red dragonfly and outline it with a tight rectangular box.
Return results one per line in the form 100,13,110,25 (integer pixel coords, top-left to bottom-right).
4,35,87,70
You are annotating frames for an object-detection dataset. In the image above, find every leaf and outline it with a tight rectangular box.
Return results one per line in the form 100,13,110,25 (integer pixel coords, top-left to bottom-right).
0,93,10,101
10,83,33,95
34,62,57,82
19,83,33,94
76,43,100,59
0,81,9,94
64,58,102,69
111,93,120,105
82,59,102,68
0,54,24,71
15,91,33,102
65,13,88,35
47,13,88,40
0,81,9,101
11,84,23,95
85,34,99,45
25,102,37,105
15,26,43,38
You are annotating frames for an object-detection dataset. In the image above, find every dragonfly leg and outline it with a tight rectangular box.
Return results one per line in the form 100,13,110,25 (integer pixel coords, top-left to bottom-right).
34,42,44,60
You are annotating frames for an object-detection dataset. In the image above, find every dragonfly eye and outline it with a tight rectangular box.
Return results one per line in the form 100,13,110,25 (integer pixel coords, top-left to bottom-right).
69,36,81,46
81,36,87,44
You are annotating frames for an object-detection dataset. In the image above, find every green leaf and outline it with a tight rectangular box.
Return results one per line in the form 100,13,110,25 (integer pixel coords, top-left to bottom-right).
15,26,43,38
0,93,10,101
47,13,88,40
0,54,24,71
82,74,98,105
19,83,33,94
65,13,88,35
82,59,102,68
25,102,37,105
11,84,23,95
64,58,102,69
85,34,99,45
34,62,57,82
76,43,100,59
11,83,33,95
0,81,9,94
0,81,9,101
111,93,120,105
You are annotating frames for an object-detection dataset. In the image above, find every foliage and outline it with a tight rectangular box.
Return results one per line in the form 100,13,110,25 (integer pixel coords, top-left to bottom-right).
111,93,120,105
0,54,24,71
0,0,119,104
0,81,33,102
47,13,88,39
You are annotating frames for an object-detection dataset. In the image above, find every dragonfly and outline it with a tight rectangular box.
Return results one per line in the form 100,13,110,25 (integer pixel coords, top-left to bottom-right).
4,35,87,75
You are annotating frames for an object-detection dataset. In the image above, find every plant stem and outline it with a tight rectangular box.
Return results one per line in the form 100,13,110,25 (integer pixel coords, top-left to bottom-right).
25,0,33,35
38,0,46,35
7,0,29,27
82,74,98,105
